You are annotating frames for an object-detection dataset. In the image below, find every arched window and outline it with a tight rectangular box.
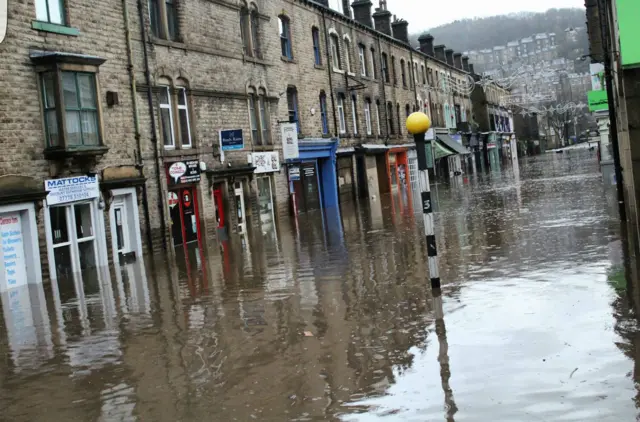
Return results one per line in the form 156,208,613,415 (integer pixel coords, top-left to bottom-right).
387,102,394,135
240,6,251,55
337,94,346,134
391,56,397,85
405,104,411,119
312,27,322,65
250,8,260,57
344,36,353,73
319,91,329,134
351,94,358,135
279,15,292,59
330,34,341,70
400,59,407,87
175,79,192,148
396,103,402,135
381,53,389,83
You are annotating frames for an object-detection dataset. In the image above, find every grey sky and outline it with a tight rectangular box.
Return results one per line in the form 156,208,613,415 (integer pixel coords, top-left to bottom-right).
385,0,585,32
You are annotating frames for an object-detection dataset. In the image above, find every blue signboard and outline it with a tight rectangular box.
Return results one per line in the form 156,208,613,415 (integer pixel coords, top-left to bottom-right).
220,129,244,151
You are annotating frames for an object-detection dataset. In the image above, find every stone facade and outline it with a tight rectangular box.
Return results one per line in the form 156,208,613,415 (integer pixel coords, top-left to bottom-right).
0,0,475,283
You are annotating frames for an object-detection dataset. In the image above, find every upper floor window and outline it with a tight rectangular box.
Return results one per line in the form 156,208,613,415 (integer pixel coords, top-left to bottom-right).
337,94,346,134
36,0,66,25
248,87,271,146
330,34,341,70
358,44,367,77
387,102,394,135
391,56,397,85
241,6,261,57
400,59,407,87
421,65,426,85
320,92,329,135
157,80,193,149
250,10,260,57
381,53,389,83
351,94,358,135
364,98,372,135
176,87,192,148
279,16,292,59
370,47,377,79
287,86,299,132
375,100,382,135
396,104,402,135
344,37,353,74
149,0,179,41
312,27,322,65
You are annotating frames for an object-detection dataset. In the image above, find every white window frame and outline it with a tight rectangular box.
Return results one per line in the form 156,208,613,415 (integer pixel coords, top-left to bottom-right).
369,48,376,79
159,86,175,149
364,100,372,135
344,38,353,74
177,87,192,148
351,95,358,135
108,188,144,268
0,203,42,289
375,102,381,135
330,34,341,71
337,96,346,134
359,45,367,77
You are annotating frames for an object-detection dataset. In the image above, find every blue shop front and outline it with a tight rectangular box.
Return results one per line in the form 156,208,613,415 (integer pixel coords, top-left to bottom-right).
287,139,340,216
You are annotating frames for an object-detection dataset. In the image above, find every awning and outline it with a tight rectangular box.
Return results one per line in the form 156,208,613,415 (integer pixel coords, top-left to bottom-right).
436,134,471,155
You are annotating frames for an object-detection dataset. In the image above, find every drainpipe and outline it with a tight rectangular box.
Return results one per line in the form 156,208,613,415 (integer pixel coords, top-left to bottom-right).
122,0,153,253
137,0,167,249
321,10,339,136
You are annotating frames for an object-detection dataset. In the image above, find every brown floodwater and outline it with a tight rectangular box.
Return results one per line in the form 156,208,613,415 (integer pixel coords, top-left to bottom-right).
1,150,638,421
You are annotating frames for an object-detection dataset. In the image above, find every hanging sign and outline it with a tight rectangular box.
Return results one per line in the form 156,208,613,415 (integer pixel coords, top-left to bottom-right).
45,175,99,206
281,123,299,160
0,214,26,290
167,192,179,209
252,151,281,174
167,160,201,185
288,167,300,181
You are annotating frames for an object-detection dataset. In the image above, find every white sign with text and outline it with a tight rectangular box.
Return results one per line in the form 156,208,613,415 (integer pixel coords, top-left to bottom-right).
1,214,26,290
45,175,100,206
281,123,299,160
252,151,281,174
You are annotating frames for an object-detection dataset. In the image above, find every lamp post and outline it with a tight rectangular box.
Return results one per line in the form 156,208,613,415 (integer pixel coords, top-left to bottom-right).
406,112,440,290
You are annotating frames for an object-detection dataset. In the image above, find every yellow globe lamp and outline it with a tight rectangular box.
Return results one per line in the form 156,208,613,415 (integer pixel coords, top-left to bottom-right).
406,112,431,135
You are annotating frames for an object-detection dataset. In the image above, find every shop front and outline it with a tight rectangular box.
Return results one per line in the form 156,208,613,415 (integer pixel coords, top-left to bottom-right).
166,160,203,247
206,164,257,238
251,151,280,236
337,148,356,204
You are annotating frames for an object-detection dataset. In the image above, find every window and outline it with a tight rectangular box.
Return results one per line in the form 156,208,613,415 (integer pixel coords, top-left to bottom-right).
249,88,271,145
358,44,367,77
250,10,260,57
391,56,397,85
36,0,66,25
396,104,402,135
387,102,394,135
370,47,377,79
364,99,372,135
351,94,358,135
249,90,259,143
330,34,341,70
421,65,426,85
381,53,389,83
414,63,419,86
405,104,411,120
287,87,299,132
240,7,251,55
159,86,175,147
401,60,407,87
279,16,292,59
148,0,178,41
328,0,344,13
344,38,353,74
259,89,271,144
312,27,322,65
375,100,381,135
177,88,192,148
337,94,346,134
320,92,329,135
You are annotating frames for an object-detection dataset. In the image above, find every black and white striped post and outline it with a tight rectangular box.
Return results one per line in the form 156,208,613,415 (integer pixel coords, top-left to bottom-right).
406,112,440,291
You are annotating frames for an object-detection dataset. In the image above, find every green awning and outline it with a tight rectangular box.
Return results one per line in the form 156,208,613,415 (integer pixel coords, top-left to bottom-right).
425,139,457,168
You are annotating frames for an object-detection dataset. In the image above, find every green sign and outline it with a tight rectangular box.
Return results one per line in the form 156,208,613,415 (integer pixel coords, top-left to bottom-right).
588,90,608,112
617,0,640,67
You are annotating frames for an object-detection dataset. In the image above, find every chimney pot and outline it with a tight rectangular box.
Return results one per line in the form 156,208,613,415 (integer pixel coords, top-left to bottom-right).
391,18,409,44
418,33,434,56
351,0,373,28
372,7,392,36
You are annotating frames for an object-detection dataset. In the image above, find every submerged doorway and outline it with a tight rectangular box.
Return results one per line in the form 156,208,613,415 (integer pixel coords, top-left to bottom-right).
169,186,200,247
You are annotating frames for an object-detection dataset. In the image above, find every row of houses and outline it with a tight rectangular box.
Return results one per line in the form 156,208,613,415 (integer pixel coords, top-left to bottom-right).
0,0,510,288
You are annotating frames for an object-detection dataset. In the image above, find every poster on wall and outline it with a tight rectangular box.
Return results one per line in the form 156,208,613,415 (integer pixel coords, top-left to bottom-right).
167,160,201,185
281,123,299,160
45,175,99,206
252,152,281,174
0,214,27,291
590,63,605,91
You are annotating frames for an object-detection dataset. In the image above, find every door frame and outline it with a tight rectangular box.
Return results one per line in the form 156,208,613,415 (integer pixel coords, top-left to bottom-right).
108,188,143,268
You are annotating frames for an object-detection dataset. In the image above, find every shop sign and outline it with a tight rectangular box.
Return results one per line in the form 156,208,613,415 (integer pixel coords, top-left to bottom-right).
45,175,99,206
288,167,300,181
167,160,201,185
252,152,280,174
487,143,497,149
167,192,179,208
281,123,299,160
0,214,26,290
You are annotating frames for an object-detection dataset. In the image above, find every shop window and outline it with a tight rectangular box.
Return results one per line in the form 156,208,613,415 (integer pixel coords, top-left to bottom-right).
337,94,346,134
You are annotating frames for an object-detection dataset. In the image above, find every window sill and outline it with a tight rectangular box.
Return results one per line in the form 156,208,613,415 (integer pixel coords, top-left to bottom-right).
333,68,345,74
366,134,376,139
150,36,187,50
31,21,80,36
347,72,356,77
314,64,325,70
281,56,296,64
162,148,199,157
44,145,109,160
321,134,333,139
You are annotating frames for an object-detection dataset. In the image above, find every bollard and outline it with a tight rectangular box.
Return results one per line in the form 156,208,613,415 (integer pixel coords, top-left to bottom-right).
406,112,440,290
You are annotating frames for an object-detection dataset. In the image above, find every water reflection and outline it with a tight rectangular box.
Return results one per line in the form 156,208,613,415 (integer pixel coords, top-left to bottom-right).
0,150,638,421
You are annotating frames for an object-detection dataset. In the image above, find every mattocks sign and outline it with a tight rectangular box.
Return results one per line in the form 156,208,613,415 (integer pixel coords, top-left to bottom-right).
45,175,100,206
167,160,201,185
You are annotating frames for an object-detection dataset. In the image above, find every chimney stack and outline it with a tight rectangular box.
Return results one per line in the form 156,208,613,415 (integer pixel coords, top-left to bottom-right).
391,18,409,44
418,33,434,56
434,45,446,62
454,52,463,69
351,0,373,28
462,56,470,72
372,4,392,36
469,63,475,75
445,49,454,66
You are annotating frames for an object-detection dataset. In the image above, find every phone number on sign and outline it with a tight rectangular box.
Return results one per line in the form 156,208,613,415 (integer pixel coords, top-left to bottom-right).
55,192,92,203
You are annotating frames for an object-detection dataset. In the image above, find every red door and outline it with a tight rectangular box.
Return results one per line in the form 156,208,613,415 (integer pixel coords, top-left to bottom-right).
213,187,225,229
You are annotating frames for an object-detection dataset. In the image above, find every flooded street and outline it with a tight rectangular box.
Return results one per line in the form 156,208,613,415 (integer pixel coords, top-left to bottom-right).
1,151,638,421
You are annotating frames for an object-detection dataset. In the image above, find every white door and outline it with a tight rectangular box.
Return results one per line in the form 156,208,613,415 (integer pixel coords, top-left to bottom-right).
113,202,129,259
235,181,247,234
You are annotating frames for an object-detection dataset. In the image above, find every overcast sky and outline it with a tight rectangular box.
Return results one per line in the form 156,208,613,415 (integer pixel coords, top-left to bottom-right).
387,0,586,32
